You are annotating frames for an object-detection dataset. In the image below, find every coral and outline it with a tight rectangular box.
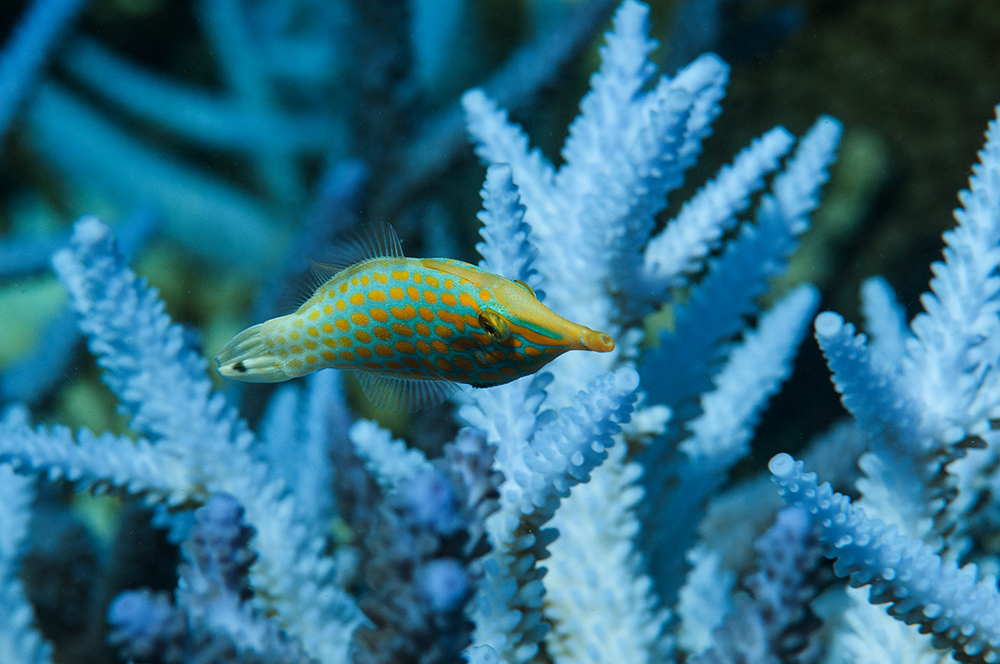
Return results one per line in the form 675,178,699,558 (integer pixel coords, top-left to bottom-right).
0,1,864,663
769,104,1000,664
108,494,316,664
771,454,998,664
0,463,53,664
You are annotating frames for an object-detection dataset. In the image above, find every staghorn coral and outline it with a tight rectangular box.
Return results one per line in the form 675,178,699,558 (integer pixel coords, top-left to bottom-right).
0,1,935,663
768,104,1000,664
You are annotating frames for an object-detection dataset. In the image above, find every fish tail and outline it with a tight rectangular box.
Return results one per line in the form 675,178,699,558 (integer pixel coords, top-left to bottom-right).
215,321,288,382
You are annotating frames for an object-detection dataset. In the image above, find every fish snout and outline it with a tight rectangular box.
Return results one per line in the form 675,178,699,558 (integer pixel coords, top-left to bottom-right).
580,328,615,353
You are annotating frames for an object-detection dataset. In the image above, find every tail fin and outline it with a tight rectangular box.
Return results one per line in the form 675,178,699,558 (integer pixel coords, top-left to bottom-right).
215,323,288,382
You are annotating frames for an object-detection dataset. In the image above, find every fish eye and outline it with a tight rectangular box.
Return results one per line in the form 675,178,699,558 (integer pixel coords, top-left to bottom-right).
478,310,511,343
514,280,536,298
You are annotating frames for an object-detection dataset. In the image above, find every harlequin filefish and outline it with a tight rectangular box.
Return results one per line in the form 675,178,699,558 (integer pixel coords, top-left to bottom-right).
216,223,614,411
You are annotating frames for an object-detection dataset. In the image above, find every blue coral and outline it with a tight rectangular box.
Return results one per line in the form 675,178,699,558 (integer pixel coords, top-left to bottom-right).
768,104,1000,663
23,0,1000,663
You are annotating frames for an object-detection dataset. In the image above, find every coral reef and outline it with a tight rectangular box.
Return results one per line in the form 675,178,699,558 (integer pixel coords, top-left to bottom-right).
2,0,1000,663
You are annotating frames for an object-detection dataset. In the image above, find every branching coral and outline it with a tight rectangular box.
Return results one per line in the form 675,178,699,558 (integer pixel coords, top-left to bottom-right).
0,1,867,663
769,104,1000,664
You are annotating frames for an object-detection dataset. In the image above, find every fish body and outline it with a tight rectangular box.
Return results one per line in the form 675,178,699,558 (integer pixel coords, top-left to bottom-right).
216,224,614,410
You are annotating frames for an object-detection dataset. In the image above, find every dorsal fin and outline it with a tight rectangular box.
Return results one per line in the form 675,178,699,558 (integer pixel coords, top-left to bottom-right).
279,222,405,313
309,221,404,281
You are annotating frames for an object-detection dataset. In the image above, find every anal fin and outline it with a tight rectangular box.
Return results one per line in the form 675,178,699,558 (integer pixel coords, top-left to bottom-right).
355,371,460,412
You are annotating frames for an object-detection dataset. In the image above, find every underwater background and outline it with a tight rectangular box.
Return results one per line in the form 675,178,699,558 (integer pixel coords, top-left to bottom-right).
1,0,1000,663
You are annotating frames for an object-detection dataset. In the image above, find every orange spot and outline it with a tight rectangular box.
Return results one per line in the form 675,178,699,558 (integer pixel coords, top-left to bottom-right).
438,310,465,331
351,277,359,285
450,338,477,352
418,306,435,322
464,314,479,327
510,351,525,361
291,345,303,354
415,322,431,337
391,305,417,321
350,293,365,306
391,323,414,337
407,286,420,301
336,319,350,332
454,357,474,371
306,355,318,364
389,287,405,300
324,338,337,348
371,308,389,322
402,357,421,369
441,292,457,306
434,325,453,338
307,327,319,337
351,313,369,326
373,326,392,341
323,304,334,315
356,347,373,359
479,372,503,382
500,366,518,377
355,330,372,344
471,332,492,346
322,322,334,333
339,282,349,293
459,292,481,313
431,339,449,354
278,349,288,357
339,351,356,362
425,275,440,288
394,340,416,353
391,270,409,281
339,337,353,347
322,351,337,362
454,371,472,382
524,346,543,357
336,300,347,311
373,272,388,284
385,361,404,370
328,290,336,299
374,344,394,357
308,310,320,321
368,290,387,302
362,362,380,370
436,358,454,372
292,318,305,328
413,273,423,284
304,339,317,350
423,291,438,305
416,340,433,354
276,336,287,345
360,275,370,286
421,358,436,371
288,359,303,369
444,279,454,289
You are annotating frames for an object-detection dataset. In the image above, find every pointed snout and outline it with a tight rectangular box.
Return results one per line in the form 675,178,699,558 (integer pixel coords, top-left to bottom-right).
580,328,615,352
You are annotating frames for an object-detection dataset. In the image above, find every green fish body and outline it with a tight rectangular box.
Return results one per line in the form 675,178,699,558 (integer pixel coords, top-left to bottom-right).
216,224,614,410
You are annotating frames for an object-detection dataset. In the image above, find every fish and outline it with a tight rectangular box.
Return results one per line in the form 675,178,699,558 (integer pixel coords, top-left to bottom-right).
216,223,614,411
